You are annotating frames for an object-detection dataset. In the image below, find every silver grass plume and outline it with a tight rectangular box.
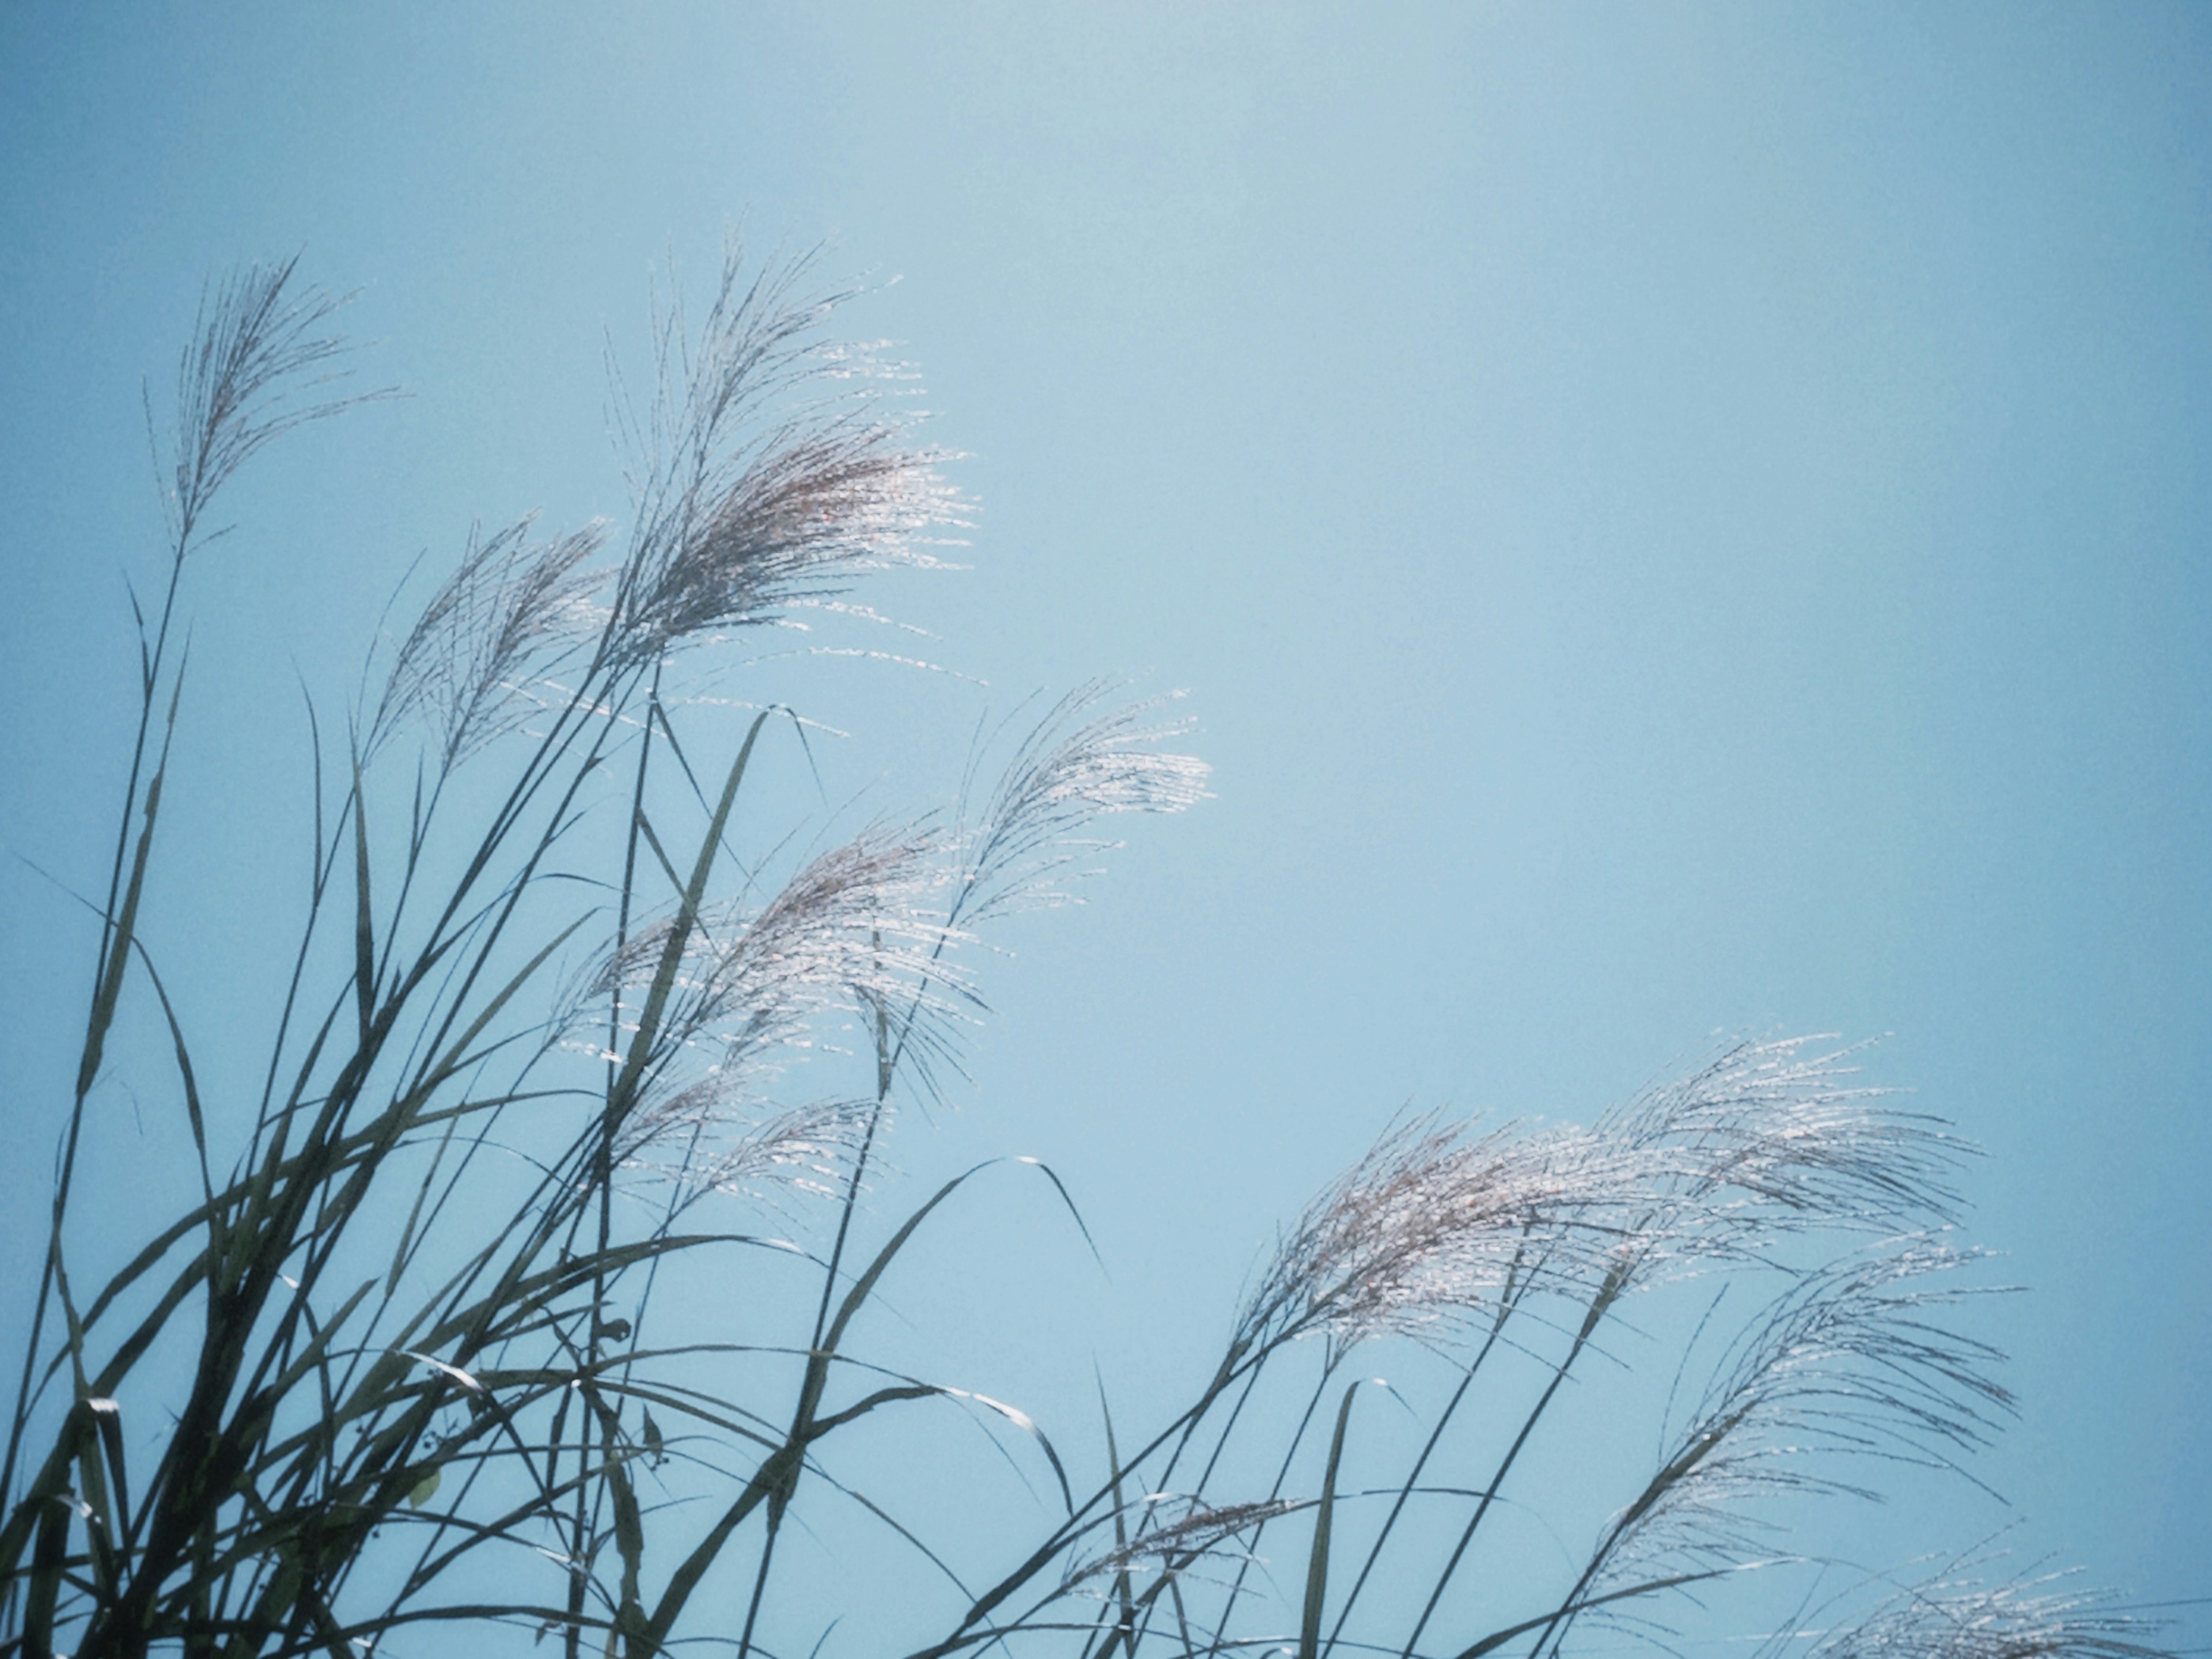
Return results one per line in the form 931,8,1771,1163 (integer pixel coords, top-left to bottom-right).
369,515,609,766
1061,1497,1299,1592
1239,1040,1976,1359
1237,1114,1662,1357
1781,1558,2171,1659
607,246,965,669
592,825,965,1127
1603,1037,1973,1251
165,257,381,547
955,683,1213,926
1589,1237,2013,1592
615,1092,875,1211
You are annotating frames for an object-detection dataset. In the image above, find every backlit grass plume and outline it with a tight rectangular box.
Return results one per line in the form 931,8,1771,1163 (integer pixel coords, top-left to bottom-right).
0,255,2175,1659
605,249,966,668
369,515,610,769
956,683,1213,923
1782,1557,2172,1659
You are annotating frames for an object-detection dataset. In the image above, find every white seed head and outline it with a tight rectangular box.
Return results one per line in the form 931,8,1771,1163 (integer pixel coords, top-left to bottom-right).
370,516,609,766
957,683,1212,924
607,247,968,669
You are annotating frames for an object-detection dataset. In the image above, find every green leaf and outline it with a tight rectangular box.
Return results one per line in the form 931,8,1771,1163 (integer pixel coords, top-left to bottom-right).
78,685,178,1100
606,712,770,1128
351,747,376,1048
592,1389,648,1659
388,1117,459,1294
1099,1370,1137,1652
1300,1380,1365,1659
407,1467,441,1509
130,940,215,1214
418,912,591,1094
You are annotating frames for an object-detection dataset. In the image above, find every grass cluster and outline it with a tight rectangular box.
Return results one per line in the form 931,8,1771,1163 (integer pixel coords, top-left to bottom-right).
0,255,2177,1659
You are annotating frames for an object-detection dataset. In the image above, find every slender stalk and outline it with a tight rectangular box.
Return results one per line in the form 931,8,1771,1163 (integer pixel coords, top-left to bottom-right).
1399,1277,1622,1659
1323,1264,1532,1658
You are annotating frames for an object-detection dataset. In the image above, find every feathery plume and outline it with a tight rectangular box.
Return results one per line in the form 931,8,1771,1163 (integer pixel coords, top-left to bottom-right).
166,257,381,545
1062,1498,1300,1591
1592,1236,2013,1586
607,246,966,668
616,1090,876,1209
1792,1558,2170,1659
593,824,964,1116
1604,1037,1972,1247
956,683,1212,924
370,515,608,766
1241,1040,1978,1360
1238,1114,1658,1355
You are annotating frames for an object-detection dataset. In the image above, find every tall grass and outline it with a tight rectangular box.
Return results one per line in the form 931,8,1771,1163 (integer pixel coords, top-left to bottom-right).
0,255,2175,1659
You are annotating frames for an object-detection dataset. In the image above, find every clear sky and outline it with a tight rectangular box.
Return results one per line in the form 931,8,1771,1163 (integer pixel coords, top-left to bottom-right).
1,1,2207,1644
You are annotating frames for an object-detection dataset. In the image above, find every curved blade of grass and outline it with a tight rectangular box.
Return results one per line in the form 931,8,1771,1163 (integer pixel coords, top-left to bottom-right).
820,1479,974,1601
352,745,376,1049
1300,1380,1364,1659
387,1118,460,1295
1098,1370,1136,1659
86,1398,130,1550
130,940,216,1215
630,806,686,902
647,1161,1001,1654
78,670,180,1100
581,1390,649,1659
786,1163,997,1539
1448,1570,1731,1659
417,915,590,1098
70,1414,119,1601
804,1383,1073,1516
1013,1157,1105,1274
605,711,770,1128
824,1162,993,1357
953,1391,1072,1516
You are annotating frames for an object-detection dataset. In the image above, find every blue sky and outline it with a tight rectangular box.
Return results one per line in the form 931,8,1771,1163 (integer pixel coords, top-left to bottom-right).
1,1,2207,1645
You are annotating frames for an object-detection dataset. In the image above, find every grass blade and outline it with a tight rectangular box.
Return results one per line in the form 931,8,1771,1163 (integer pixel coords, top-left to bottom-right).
352,748,376,1048
1300,1381,1363,1659
606,711,770,1126
77,680,179,1100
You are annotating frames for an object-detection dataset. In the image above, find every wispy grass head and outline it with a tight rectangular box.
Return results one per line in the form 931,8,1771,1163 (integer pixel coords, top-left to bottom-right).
370,514,609,766
607,246,967,668
1595,1235,2014,1585
1241,1040,1980,1361
616,1092,876,1212
956,682,1212,924
1797,1559,2171,1659
165,256,381,544
1239,1114,1653,1355
1062,1497,1298,1593
1607,1037,1975,1255
592,823,965,1116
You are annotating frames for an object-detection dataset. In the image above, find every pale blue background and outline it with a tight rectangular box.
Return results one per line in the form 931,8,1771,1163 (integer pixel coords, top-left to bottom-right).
1,1,2206,1642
